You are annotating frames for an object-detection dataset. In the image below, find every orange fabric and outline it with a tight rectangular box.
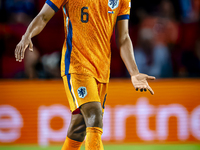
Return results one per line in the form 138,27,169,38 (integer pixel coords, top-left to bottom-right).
62,74,108,113
118,0,131,16
53,0,131,83
61,137,82,150
49,0,67,9
86,127,104,150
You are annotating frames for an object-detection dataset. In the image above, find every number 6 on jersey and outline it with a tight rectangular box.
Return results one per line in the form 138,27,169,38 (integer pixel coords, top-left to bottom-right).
81,7,89,23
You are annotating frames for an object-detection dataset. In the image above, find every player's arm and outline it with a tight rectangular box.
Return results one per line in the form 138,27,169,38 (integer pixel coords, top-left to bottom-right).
15,3,55,62
115,19,155,95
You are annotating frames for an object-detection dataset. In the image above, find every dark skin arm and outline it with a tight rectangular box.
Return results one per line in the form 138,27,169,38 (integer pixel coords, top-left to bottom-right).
115,19,155,95
15,4,55,62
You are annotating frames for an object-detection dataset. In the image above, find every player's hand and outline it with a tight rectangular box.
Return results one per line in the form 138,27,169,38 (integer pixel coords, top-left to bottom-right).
131,73,155,95
15,35,33,62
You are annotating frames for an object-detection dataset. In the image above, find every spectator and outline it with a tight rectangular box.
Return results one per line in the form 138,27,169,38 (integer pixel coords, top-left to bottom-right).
2,0,42,78
181,39,200,77
140,1,179,46
177,0,200,77
134,28,173,78
5,0,36,25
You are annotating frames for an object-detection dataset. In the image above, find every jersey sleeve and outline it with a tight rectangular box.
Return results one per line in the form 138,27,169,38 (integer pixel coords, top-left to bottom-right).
117,0,131,21
46,0,67,12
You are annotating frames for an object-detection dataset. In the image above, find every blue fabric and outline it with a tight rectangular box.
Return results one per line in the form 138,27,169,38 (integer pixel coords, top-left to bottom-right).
46,0,59,12
67,74,71,91
117,15,130,21
67,74,75,104
102,94,107,109
180,0,192,19
5,0,35,15
65,20,73,75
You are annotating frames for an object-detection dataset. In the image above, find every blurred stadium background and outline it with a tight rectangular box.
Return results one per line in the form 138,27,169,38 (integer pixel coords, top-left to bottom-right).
0,0,200,150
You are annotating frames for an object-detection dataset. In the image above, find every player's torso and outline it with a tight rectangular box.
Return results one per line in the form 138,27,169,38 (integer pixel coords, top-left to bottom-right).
61,0,122,83
63,0,121,47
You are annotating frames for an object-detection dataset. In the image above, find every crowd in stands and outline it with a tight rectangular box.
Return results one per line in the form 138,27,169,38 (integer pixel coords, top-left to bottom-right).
0,0,200,79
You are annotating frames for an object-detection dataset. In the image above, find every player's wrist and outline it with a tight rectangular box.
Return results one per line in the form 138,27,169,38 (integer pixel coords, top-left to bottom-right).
22,35,28,40
130,70,139,77
23,32,32,39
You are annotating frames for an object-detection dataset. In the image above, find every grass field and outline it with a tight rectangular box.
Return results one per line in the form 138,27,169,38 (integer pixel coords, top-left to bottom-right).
0,144,200,150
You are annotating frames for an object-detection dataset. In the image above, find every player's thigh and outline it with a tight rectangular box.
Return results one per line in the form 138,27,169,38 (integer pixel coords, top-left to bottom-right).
70,74,101,110
63,74,99,113
98,83,108,113
63,74,108,113
62,74,77,112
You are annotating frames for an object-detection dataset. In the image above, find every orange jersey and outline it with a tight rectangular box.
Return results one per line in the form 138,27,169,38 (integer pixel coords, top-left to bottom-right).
46,0,131,83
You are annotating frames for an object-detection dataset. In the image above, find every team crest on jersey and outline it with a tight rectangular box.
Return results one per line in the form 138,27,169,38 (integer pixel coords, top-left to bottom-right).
108,0,119,10
77,87,87,98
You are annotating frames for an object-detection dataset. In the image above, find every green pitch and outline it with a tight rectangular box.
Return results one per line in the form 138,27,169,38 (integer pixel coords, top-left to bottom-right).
0,144,200,150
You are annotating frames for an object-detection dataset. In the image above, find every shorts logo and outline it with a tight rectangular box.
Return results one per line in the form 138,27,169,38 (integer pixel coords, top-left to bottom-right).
77,87,87,98
108,0,119,10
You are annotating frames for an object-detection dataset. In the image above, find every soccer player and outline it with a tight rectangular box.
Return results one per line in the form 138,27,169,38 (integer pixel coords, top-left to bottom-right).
15,0,155,149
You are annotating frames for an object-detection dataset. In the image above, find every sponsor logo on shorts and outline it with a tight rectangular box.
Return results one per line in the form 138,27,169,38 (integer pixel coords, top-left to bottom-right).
77,87,87,98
